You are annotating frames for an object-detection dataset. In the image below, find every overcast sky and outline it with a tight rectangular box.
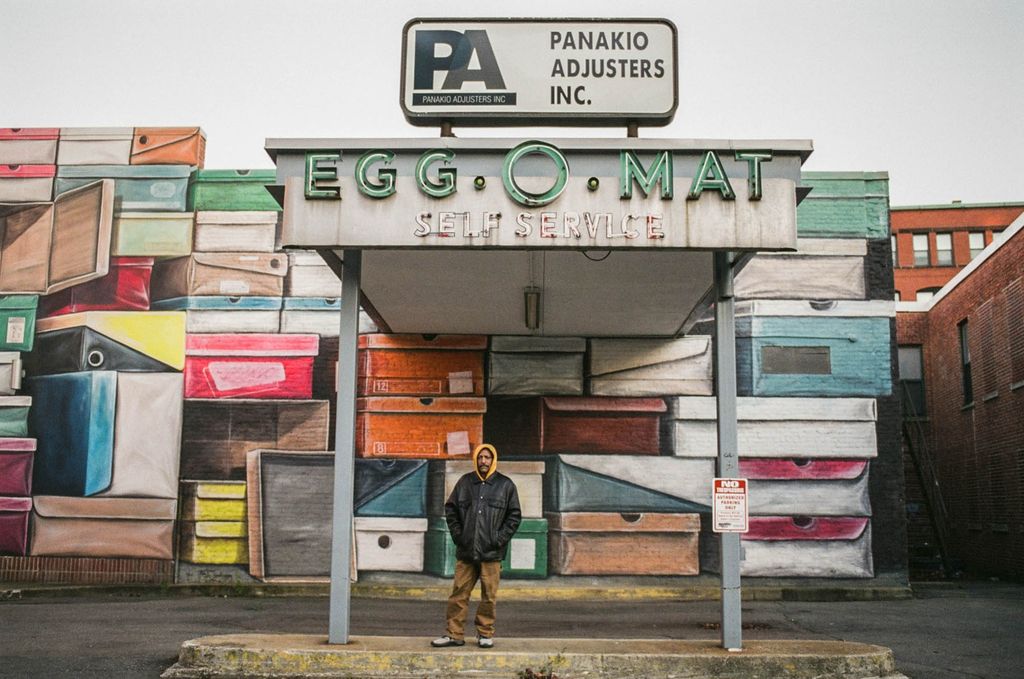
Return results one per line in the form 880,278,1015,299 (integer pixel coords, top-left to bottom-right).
3,0,1021,206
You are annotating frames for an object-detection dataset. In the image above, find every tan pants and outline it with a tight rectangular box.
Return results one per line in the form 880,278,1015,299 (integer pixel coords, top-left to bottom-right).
445,559,502,640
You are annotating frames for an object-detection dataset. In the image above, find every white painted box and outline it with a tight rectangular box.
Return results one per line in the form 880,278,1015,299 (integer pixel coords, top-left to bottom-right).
353,516,427,571
0,128,58,165
663,396,878,458
57,128,133,166
588,337,712,396
285,252,341,297
488,336,585,396
0,165,54,202
194,211,278,253
735,238,867,300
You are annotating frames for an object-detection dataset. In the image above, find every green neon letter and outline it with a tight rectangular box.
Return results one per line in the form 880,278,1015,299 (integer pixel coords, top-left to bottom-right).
735,150,772,201
355,150,397,199
620,150,673,199
687,151,735,201
502,141,569,207
416,149,457,198
305,152,341,199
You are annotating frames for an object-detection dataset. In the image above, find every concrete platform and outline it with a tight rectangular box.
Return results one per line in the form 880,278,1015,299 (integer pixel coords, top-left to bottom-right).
162,634,908,678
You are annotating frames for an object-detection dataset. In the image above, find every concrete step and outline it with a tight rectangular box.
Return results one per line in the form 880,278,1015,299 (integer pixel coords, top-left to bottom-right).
162,634,908,679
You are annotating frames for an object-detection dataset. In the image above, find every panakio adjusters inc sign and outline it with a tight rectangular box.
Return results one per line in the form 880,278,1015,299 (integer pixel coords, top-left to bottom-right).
401,18,678,126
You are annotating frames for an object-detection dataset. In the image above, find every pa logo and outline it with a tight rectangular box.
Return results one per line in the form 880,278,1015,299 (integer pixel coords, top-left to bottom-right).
412,30,517,107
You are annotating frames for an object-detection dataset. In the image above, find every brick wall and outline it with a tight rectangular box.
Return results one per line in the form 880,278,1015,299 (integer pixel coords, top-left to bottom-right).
918,228,1024,579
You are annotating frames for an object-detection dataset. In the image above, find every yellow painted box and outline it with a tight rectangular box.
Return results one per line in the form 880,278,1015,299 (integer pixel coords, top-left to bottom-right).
179,520,248,564
179,480,246,521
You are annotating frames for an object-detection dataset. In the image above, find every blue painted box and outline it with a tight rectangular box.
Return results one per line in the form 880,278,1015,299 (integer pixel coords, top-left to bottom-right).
25,372,116,496
736,316,892,397
354,459,427,517
55,165,191,212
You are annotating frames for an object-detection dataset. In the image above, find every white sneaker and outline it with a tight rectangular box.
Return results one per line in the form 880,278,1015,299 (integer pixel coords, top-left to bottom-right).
478,636,494,648
431,635,465,647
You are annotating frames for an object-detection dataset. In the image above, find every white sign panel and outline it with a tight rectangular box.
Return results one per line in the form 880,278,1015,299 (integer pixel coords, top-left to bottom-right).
713,478,749,533
401,18,678,126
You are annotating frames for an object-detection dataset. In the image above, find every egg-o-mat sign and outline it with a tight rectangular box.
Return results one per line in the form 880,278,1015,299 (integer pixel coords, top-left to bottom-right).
275,139,807,251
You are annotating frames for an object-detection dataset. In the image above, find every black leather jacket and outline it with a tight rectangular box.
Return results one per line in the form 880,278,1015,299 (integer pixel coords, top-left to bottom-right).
445,471,522,563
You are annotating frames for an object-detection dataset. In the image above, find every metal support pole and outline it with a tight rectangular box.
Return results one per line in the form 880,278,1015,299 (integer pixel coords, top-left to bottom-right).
328,249,362,644
713,251,743,651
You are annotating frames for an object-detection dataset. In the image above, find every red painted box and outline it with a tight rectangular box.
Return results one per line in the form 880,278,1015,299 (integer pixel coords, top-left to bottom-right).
184,334,319,399
738,459,868,480
357,396,485,459
39,257,154,317
0,438,35,496
0,496,31,556
358,334,486,396
485,397,666,455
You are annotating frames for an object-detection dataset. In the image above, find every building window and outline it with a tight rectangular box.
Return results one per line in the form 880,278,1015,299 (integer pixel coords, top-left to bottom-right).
969,232,986,258
959,319,973,405
891,235,898,267
912,233,930,266
993,229,1005,243
898,345,926,416
894,291,901,301
916,287,940,302
935,233,953,266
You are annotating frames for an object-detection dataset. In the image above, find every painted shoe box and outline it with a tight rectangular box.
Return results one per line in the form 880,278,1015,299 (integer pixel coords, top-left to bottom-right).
29,495,176,559
153,296,282,334
131,127,206,167
355,459,427,518
39,257,154,317
359,334,486,396
424,516,549,579
56,164,191,211
0,295,38,352
587,337,712,396
485,397,665,456
184,333,318,399
0,128,58,165
487,336,585,396
0,164,54,202
354,517,427,572
188,169,280,212
112,212,194,257
547,511,699,576
57,128,133,166
356,396,485,459
194,211,277,252
180,399,329,480
0,437,36,496
151,252,287,299
285,252,342,297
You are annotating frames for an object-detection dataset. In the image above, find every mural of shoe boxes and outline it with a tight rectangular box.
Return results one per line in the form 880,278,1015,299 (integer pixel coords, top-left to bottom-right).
738,516,873,578
180,399,329,480
130,128,206,167
154,296,283,333
29,495,177,559
179,480,247,565
281,251,346,336
110,212,194,257
547,511,700,575
0,164,54,202
39,258,155,317
151,253,287,299
55,165,191,212
587,337,712,397
735,238,869,300
57,128,133,166
194,211,277,253
488,336,585,396
1,296,38,352
486,397,666,455
357,396,486,459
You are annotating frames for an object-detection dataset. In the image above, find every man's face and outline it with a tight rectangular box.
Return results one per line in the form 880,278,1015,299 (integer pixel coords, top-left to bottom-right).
477,449,493,475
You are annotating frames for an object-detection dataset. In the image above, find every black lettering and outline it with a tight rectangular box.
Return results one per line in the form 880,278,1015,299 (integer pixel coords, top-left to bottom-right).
654,59,665,78
440,30,507,90
551,59,564,77
550,31,562,49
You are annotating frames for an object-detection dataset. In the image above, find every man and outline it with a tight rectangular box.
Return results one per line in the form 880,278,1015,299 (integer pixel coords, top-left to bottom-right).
431,443,521,649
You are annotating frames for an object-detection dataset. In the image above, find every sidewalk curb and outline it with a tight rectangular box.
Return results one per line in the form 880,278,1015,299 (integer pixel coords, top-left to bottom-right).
161,634,909,679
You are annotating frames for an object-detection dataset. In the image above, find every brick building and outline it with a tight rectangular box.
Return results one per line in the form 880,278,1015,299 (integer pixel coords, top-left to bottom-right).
891,202,1024,302
896,212,1024,580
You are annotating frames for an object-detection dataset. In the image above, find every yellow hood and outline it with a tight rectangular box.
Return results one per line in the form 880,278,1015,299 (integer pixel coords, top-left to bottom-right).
472,443,498,481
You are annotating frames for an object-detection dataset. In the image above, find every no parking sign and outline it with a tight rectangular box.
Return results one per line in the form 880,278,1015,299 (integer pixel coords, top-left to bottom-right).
712,478,749,533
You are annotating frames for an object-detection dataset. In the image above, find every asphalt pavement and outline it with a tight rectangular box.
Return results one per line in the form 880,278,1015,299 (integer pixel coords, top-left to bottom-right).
0,580,1020,678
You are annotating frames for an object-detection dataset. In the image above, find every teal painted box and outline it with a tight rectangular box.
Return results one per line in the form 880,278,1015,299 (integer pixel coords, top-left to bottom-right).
737,315,892,397
56,165,191,212
797,172,890,240
0,295,38,352
424,517,548,579
188,170,280,211
0,396,31,437
355,459,427,518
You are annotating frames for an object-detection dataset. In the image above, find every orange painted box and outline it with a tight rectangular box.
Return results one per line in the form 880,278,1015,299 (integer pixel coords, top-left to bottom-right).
358,334,486,396
485,397,666,455
546,511,700,576
356,396,485,459
131,127,206,167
